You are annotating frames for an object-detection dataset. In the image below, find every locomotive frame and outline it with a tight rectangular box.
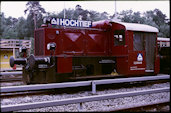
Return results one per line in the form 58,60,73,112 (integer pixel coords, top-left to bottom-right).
10,19,160,84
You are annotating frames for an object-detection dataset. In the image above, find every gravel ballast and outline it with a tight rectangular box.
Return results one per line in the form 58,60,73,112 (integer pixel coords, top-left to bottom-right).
1,82,170,112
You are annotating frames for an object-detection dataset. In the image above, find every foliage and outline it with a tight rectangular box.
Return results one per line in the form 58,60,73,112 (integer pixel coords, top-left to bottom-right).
0,4,170,40
117,9,170,37
24,1,46,30
47,5,109,21
0,13,18,39
118,10,146,24
1,3,169,56
15,17,28,39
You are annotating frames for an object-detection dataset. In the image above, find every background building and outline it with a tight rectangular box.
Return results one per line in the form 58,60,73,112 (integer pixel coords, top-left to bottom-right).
0,39,31,71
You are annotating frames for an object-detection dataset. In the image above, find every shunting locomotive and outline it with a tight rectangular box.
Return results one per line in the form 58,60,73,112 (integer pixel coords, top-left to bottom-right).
10,18,160,84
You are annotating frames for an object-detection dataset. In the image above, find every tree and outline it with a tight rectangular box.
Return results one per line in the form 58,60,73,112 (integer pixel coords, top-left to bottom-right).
143,9,169,37
57,8,75,19
0,13,5,37
25,15,34,37
15,17,28,39
0,13,18,39
144,9,167,27
118,10,133,23
54,5,109,21
118,10,145,24
1,5,169,39
118,9,170,38
24,1,46,30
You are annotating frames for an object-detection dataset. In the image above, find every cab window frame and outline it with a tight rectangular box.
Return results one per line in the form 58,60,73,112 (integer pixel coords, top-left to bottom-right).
113,29,125,46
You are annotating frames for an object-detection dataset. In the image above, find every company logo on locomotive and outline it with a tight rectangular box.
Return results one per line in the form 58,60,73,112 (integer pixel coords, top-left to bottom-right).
44,17,92,28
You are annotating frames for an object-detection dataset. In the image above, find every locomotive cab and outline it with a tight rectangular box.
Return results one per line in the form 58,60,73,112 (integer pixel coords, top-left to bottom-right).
92,20,159,76
109,21,159,76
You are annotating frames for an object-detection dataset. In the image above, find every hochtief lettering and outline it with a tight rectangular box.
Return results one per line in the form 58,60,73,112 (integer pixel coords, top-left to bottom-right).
50,18,92,28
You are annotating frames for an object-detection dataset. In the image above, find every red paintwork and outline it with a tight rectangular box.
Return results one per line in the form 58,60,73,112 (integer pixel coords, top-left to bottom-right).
34,29,45,56
34,20,160,75
57,56,72,73
155,55,160,74
116,57,128,74
35,27,109,56
111,22,128,56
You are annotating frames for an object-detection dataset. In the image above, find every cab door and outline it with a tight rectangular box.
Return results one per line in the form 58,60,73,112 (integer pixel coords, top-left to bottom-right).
128,32,146,74
112,29,129,74
112,29,127,55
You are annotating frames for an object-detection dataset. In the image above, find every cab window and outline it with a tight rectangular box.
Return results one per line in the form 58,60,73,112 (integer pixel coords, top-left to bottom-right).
133,32,144,51
114,30,125,46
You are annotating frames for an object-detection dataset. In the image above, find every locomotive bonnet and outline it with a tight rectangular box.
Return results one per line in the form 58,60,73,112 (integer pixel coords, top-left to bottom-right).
10,18,160,84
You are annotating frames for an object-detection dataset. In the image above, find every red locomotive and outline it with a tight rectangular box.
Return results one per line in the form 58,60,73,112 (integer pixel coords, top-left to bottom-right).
10,18,160,84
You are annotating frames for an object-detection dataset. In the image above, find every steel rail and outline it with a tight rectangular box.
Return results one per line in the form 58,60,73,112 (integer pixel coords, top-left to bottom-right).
0,77,22,82
91,74,170,94
1,81,92,93
1,74,169,93
0,71,22,76
1,87,170,112
0,68,22,72
94,74,170,85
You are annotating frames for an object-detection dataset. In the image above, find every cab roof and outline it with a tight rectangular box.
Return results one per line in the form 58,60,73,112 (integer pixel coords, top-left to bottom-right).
92,20,159,33
110,20,159,33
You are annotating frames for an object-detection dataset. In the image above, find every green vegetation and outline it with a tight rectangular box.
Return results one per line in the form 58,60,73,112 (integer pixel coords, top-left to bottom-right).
0,1,170,54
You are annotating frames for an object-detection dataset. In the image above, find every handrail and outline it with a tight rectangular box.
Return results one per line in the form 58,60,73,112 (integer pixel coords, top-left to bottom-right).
0,39,31,49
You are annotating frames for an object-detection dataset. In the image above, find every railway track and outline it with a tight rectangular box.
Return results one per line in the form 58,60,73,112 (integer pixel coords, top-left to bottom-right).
0,77,22,82
0,76,23,87
1,74,169,94
111,101,170,112
0,71,22,76
0,71,22,82
1,85,170,112
0,71,23,87
1,74,170,112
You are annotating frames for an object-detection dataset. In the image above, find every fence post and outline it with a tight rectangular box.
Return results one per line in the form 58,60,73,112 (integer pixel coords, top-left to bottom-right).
78,102,83,111
92,81,96,94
